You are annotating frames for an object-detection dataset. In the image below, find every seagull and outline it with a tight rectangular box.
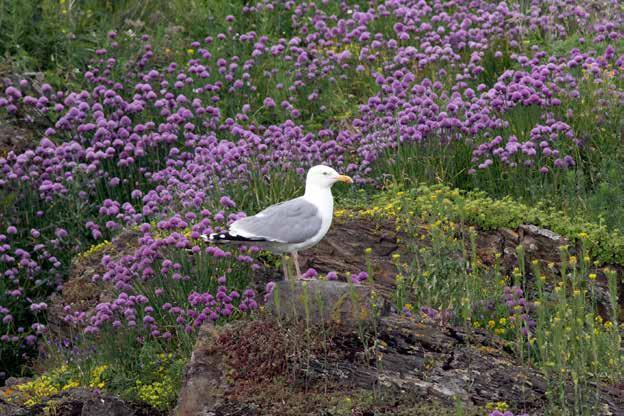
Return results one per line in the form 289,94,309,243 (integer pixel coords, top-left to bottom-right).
201,165,353,279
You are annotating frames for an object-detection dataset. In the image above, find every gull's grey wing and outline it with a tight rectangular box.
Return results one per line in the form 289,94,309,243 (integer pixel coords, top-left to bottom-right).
229,197,322,243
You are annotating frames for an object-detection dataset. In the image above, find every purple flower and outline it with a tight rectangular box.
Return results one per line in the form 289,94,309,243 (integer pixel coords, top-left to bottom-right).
263,97,276,109
488,412,528,416
351,271,368,284
219,196,236,208
265,281,276,295
302,268,318,279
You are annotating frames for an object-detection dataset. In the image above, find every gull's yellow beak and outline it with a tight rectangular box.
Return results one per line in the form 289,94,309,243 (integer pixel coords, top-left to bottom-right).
335,174,354,184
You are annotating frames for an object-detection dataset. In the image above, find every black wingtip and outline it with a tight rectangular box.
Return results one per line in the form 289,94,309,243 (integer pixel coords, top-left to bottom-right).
200,232,267,243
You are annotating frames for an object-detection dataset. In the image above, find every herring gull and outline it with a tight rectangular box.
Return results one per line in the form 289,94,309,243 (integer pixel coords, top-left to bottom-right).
201,165,353,279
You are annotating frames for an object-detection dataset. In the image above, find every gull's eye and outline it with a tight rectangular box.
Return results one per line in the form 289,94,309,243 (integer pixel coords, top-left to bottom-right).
323,172,329,175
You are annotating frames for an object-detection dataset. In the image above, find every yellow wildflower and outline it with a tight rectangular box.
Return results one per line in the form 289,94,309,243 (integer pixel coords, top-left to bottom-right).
89,365,108,389
62,379,80,391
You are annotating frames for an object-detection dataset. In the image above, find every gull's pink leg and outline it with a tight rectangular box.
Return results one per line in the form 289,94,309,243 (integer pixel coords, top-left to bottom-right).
292,251,303,279
282,254,289,280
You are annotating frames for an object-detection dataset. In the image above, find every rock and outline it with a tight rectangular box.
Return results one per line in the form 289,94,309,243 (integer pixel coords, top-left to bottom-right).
0,122,35,155
81,395,134,416
175,325,230,416
265,280,388,326
0,399,24,416
0,388,163,416
520,224,564,242
304,215,618,292
298,214,623,322
301,217,571,297
299,217,402,297
518,224,568,264
4,377,31,387
372,316,549,408
176,314,624,416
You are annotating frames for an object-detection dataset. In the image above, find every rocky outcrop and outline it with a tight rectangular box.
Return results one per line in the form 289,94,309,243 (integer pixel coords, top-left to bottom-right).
301,216,623,318
265,279,388,326
175,281,391,416
178,208,624,416
301,217,573,282
176,281,624,415
299,217,401,298
175,325,231,416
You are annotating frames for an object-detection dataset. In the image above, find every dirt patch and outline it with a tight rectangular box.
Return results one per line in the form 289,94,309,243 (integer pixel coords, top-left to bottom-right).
216,320,290,388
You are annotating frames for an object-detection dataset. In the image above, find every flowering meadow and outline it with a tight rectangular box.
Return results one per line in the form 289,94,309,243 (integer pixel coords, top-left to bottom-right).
1,0,624,414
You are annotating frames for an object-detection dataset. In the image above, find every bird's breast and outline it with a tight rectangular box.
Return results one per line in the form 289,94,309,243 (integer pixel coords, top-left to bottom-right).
309,194,333,244
296,188,334,248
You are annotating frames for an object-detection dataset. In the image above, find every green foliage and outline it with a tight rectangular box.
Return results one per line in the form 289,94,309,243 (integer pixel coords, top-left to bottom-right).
327,391,484,416
381,193,623,415
38,337,187,411
393,221,491,316
366,184,624,265
9,349,184,411
0,1,223,72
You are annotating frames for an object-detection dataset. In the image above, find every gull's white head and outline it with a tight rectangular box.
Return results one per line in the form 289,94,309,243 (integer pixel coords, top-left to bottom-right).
306,165,353,189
